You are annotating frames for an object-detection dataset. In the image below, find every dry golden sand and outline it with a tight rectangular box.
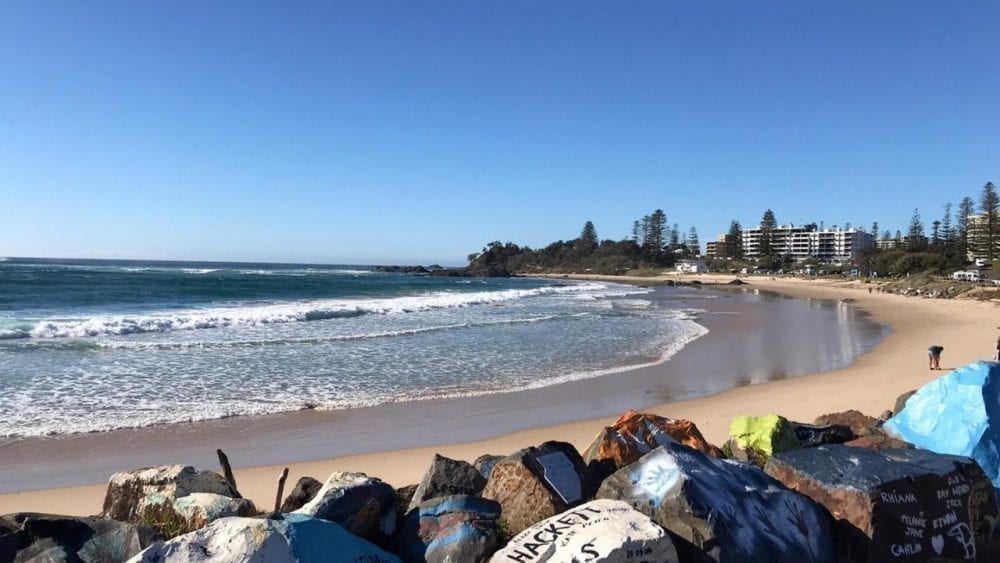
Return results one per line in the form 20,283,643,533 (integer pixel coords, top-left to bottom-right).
3,274,998,515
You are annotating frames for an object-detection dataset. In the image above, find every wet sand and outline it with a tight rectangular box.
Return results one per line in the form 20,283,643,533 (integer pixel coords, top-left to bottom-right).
1,275,996,515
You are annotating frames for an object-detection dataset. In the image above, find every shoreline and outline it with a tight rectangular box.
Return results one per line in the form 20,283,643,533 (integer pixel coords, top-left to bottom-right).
2,275,996,515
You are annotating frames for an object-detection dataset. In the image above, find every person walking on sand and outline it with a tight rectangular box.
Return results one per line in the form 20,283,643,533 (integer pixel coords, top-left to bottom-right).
928,345,943,370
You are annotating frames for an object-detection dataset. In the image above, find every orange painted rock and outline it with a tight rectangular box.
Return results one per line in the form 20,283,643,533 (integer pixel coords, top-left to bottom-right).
583,411,722,473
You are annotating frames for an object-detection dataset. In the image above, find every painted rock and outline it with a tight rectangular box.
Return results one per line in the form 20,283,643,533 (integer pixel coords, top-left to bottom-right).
884,361,1000,495
130,514,400,562
766,445,997,562
724,414,800,465
813,410,879,437
844,433,913,452
596,442,833,563
408,454,487,512
2,512,161,563
293,471,398,540
474,455,505,480
582,411,721,475
481,441,595,536
278,476,323,512
792,422,855,448
171,493,255,529
490,499,679,563
102,465,246,528
394,495,501,563
892,389,917,416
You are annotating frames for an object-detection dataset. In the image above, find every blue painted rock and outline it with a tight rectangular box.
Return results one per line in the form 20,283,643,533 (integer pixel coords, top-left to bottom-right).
766,445,997,562
394,495,501,563
293,471,398,540
884,360,1000,495
2,512,161,563
408,454,487,512
130,514,400,562
490,499,679,563
596,442,834,563
481,442,596,535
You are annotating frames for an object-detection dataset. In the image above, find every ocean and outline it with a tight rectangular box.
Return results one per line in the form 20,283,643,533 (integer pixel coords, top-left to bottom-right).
0,258,711,437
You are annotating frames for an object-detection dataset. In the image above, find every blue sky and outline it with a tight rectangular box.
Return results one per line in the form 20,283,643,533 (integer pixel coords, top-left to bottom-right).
2,2,998,265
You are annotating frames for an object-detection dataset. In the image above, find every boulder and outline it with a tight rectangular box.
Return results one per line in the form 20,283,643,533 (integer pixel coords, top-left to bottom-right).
1,512,161,563
813,410,878,437
474,455,505,480
792,422,855,448
724,414,799,466
596,442,833,563
170,493,255,529
844,433,913,452
103,465,240,524
883,361,1000,494
582,411,722,476
130,514,400,562
395,484,419,519
394,495,501,563
892,389,917,416
765,445,998,562
490,499,679,563
293,471,397,540
481,441,595,536
409,454,487,512
278,476,323,512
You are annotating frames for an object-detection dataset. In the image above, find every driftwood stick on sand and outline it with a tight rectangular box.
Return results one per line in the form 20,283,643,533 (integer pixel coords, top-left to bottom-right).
216,448,241,498
274,467,290,512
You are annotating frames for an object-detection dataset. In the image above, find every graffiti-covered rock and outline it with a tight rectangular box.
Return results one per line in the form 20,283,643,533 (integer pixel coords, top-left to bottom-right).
884,361,1000,495
582,411,721,475
171,493,255,529
2,512,161,563
481,441,595,536
278,476,322,512
724,414,800,466
596,442,833,563
394,495,501,563
293,471,398,540
409,454,487,512
490,499,679,563
765,445,997,562
103,465,240,524
130,514,400,562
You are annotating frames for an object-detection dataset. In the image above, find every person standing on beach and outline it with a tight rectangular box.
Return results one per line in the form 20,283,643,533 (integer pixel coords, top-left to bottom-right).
928,345,943,370
994,337,999,361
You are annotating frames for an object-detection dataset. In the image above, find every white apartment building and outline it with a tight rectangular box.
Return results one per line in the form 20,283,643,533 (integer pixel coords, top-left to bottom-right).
740,224,874,262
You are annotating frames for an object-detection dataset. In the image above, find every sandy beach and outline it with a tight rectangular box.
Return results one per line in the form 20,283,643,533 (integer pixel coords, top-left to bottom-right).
3,275,998,516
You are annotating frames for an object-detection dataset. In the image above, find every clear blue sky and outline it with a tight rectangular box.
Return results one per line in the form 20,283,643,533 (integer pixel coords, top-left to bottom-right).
2,2,998,265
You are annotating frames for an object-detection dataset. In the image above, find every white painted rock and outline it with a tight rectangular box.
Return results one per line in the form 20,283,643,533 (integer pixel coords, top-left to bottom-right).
171,493,256,528
294,471,397,539
490,499,679,563
129,514,400,563
103,465,240,524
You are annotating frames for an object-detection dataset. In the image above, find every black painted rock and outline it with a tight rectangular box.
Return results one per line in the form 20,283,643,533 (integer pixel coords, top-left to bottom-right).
793,422,855,448
765,445,998,562
474,454,505,480
394,495,500,563
409,454,487,512
490,499,680,563
596,442,834,563
293,471,398,540
481,441,595,536
0,512,161,563
279,476,323,513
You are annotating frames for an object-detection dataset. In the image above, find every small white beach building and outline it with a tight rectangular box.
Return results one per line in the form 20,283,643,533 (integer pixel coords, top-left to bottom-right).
675,259,707,273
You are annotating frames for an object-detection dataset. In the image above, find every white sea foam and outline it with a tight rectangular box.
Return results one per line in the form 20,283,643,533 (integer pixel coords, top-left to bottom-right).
20,282,646,339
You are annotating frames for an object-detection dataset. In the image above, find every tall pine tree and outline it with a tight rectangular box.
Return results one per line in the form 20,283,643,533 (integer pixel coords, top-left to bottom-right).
687,227,700,256
907,209,926,252
759,209,777,257
727,220,743,259
958,196,976,258
980,182,999,260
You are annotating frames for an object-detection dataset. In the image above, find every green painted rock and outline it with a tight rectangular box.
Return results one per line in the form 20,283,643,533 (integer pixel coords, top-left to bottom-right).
726,414,800,465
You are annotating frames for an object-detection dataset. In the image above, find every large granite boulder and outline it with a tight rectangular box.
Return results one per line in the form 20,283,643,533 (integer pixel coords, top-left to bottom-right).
1,512,161,563
481,441,595,536
723,414,800,466
813,410,879,437
130,514,400,562
490,499,679,563
394,495,501,563
582,411,722,476
765,445,998,562
596,442,833,563
102,465,252,533
293,471,398,540
408,454,487,512
278,476,323,513
474,455,505,480
883,360,1000,494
